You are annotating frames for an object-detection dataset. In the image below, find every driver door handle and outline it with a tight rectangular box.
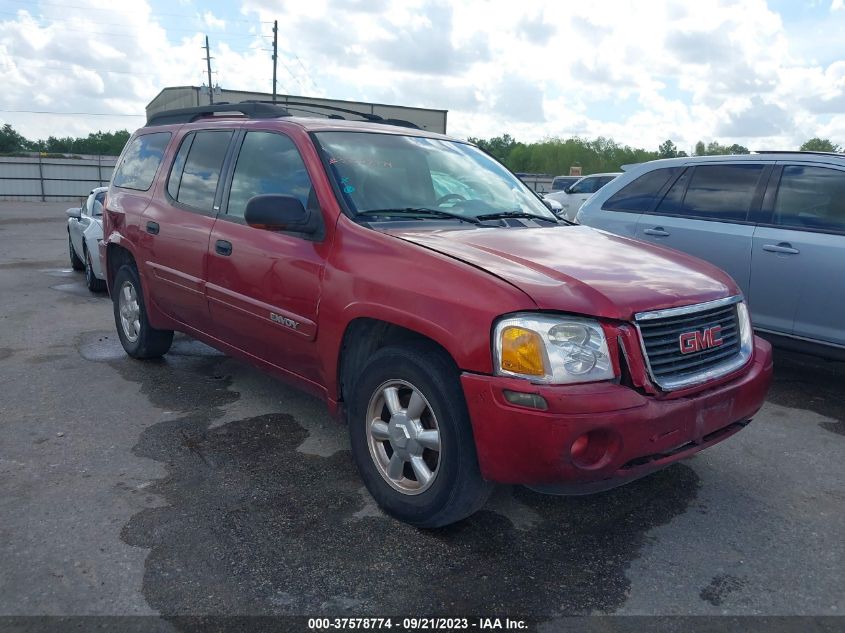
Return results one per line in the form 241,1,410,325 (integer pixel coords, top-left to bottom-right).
643,227,670,237
762,242,799,255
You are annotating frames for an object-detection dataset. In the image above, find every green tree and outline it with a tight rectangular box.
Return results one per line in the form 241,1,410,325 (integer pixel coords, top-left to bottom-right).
0,123,29,153
800,137,841,152
467,133,519,163
658,139,679,158
694,140,706,156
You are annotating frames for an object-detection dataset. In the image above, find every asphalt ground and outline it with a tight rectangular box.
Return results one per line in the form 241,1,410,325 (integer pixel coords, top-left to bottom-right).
0,202,842,630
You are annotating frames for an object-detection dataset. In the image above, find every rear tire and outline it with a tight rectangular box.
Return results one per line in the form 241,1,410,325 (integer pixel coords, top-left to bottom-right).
348,341,492,528
68,233,84,271
112,264,173,359
84,247,106,293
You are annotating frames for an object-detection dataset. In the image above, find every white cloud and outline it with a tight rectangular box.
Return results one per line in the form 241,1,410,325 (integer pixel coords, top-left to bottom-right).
832,0,843,11
0,0,843,151
203,11,226,29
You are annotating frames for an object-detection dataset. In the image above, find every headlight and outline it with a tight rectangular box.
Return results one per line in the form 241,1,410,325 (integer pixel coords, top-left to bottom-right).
737,301,753,351
494,313,616,384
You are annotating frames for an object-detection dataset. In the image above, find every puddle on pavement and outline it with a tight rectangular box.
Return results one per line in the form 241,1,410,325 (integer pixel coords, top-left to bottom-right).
768,348,845,435
74,326,703,618
78,331,224,365
39,268,77,277
80,327,701,619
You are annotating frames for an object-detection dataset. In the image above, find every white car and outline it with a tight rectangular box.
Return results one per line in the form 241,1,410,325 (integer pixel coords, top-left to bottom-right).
544,172,621,221
66,186,107,292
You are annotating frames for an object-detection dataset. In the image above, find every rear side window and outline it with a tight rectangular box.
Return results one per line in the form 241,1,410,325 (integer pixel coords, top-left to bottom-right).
604,168,681,212
654,164,763,222
167,130,233,211
112,132,171,191
773,165,845,233
226,131,314,218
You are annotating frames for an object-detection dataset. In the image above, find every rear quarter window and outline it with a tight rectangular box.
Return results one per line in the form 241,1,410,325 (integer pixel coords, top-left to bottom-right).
603,168,682,212
772,165,845,233
112,132,171,191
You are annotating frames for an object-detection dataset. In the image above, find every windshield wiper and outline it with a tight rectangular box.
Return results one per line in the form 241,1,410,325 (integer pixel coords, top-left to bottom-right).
356,208,480,224
476,211,559,224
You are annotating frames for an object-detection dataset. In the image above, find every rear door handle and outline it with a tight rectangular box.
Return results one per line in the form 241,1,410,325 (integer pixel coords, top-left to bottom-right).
643,227,670,237
145,221,159,235
215,240,233,256
762,242,799,255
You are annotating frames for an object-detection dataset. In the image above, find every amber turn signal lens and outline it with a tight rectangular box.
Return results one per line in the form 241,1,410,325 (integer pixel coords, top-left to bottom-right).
500,326,545,376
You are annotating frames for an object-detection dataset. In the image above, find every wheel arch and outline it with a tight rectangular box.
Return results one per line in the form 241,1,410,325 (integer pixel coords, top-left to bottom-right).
105,242,137,295
336,317,459,414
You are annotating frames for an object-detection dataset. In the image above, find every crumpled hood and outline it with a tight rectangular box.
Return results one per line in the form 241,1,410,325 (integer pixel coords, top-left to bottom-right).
384,225,739,321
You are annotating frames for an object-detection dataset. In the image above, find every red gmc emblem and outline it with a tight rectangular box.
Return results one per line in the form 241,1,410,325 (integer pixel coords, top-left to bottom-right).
679,326,723,354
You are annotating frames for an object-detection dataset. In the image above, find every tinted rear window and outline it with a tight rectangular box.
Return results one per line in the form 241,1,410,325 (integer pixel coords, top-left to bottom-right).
773,165,845,233
112,132,171,191
653,164,763,222
168,130,233,211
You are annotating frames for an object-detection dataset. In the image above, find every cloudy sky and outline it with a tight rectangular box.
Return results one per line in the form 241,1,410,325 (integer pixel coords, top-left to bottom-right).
1,0,844,152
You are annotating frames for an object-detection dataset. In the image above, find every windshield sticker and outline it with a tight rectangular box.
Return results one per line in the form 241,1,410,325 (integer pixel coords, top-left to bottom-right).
329,157,393,169
340,176,356,194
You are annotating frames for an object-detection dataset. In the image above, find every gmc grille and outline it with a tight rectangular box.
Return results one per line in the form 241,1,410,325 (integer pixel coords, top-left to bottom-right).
635,298,746,390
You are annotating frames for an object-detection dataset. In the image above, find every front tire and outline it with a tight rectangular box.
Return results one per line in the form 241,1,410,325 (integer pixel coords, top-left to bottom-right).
112,264,173,359
348,342,492,527
68,233,84,271
84,247,106,293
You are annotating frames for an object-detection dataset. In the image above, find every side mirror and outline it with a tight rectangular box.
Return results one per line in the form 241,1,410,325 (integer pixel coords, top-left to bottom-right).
564,186,574,194
66,207,82,219
244,194,320,236
543,198,563,214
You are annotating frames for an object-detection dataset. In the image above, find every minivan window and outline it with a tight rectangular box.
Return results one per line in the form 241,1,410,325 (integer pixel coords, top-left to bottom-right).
112,132,171,191
227,131,314,218
169,130,233,211
552,177,575,190
773,165,845,233
654,164,762,222
570,177,601,195
604,167,682,212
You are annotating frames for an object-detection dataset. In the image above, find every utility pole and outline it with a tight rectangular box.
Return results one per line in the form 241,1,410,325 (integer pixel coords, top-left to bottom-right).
272,20,278,103
204,35,214,104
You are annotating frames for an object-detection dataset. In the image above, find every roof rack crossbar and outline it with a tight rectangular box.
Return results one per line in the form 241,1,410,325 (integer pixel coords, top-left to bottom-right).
752,150,844,157
241,100,421,130
146,102,291,127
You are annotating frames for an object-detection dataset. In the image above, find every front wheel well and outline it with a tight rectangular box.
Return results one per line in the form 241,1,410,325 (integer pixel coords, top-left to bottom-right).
337,318,457,408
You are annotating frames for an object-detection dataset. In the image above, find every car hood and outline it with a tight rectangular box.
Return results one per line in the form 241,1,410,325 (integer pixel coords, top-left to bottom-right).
384,225,739,321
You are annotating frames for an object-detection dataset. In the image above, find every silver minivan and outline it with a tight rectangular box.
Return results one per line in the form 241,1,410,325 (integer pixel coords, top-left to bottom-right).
576,152,845,357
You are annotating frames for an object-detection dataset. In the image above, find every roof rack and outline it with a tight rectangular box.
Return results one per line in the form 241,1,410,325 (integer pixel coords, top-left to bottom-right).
146,102,291,127
242,100,421,130
753,150,844,157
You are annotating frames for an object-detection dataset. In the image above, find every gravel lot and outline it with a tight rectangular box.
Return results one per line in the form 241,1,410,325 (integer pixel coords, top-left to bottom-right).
0,202,842,629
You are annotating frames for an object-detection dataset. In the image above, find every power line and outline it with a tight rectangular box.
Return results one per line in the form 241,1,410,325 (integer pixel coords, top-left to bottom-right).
6,58,160,77
0,109,144,117
0,11,265,42
0,0,260,24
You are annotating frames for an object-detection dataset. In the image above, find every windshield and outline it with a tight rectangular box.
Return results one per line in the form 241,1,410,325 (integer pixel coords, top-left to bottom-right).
315,131,555,222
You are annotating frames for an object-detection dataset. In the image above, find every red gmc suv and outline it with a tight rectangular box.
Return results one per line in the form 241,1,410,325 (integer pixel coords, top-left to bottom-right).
101,102,773,527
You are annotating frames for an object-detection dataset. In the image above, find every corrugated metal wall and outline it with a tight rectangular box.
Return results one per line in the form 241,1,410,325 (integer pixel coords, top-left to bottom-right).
0,156,117,201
